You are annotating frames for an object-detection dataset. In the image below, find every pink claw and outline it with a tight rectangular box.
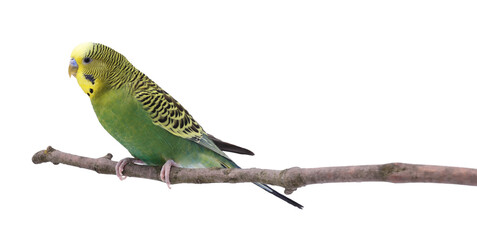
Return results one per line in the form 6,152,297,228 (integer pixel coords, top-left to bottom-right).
160,160,180,189
115,158,144,180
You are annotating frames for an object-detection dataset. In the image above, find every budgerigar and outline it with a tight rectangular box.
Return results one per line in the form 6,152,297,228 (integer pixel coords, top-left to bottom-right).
68,42,303,209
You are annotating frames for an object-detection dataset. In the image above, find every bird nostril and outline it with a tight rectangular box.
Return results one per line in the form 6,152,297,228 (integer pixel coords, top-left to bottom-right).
70,58,78,67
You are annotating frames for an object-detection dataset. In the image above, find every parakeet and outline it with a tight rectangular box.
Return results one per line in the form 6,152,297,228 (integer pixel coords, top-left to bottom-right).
68,42,303,209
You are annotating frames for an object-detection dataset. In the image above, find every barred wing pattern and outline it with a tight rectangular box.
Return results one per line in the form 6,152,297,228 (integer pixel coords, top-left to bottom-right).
132,77,228,159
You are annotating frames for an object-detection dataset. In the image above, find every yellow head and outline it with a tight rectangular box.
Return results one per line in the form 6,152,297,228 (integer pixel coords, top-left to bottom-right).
68,42,129,98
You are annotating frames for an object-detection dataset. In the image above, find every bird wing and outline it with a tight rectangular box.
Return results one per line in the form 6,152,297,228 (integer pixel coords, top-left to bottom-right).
132,77,229,158
208,134,254,155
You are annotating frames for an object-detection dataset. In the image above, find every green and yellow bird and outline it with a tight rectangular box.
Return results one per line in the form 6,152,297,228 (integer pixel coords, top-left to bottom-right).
68,42,303,209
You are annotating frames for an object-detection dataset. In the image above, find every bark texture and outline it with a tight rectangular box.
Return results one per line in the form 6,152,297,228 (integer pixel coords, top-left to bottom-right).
32,146,477,194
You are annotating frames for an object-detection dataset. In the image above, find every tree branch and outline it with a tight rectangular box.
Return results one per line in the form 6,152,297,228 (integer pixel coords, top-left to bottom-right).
32,146,477,194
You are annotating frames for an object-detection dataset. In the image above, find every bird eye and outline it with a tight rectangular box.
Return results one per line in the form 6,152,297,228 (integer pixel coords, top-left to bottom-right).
83,57,92,64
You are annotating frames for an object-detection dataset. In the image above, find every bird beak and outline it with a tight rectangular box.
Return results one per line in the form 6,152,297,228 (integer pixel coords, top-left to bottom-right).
68,58,78,78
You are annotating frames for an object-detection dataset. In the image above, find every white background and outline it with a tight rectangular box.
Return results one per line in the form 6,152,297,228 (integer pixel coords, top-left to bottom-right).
2,1,477,239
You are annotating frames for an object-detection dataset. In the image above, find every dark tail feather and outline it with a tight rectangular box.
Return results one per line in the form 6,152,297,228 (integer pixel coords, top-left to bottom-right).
219,155,302,209
254,182,304,209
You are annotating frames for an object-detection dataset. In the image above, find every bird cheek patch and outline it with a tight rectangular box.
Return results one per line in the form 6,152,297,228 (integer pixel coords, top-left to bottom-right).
84,74,96,85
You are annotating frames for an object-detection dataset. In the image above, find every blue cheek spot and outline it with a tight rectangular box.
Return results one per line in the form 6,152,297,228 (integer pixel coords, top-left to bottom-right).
84,74,95,85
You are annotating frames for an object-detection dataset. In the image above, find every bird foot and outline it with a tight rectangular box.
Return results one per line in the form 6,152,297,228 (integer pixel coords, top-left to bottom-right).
160,160,180,189
115,158,144,180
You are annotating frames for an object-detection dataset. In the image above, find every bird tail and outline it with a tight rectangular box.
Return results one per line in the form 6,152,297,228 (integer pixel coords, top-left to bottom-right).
253,182,304,209
219,157,303,209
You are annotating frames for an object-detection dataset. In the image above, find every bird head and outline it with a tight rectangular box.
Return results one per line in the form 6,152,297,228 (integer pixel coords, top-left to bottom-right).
69,42,128,98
